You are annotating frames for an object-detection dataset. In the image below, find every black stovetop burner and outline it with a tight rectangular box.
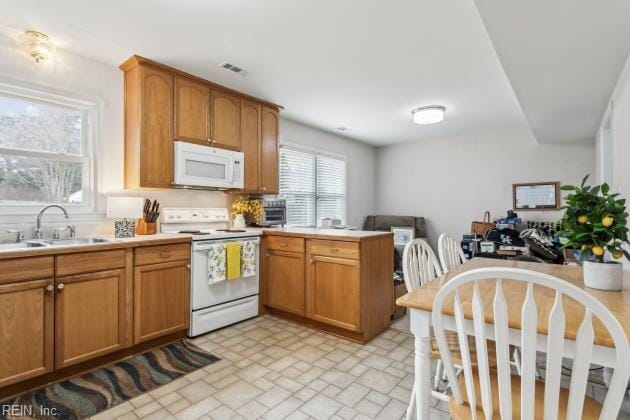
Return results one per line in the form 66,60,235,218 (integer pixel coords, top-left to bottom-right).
177,230,210,235
215,228,247,233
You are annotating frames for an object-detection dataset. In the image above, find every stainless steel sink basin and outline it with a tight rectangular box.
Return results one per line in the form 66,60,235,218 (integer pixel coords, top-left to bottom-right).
42,237,111,246
0,241,49,251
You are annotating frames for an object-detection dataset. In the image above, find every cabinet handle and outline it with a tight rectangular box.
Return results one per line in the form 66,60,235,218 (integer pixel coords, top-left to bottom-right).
331,248,339,253
45,285,54,292
57,283,65,290
159,252,171,258
186,264,191,269
280,242,287,247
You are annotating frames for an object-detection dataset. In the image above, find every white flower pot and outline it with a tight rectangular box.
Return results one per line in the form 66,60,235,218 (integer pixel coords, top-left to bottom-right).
233,214,246,229
583,261,624,291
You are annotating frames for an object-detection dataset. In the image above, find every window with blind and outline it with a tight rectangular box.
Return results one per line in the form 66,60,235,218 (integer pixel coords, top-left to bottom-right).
279,145,346,226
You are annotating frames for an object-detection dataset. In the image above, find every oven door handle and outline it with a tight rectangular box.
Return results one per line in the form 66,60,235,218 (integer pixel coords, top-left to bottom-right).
193,238,260,251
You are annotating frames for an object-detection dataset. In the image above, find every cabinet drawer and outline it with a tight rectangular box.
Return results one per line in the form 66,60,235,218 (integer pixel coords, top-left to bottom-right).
56,250,126,277
265,236,304,253
135,243,191,266
0,256,54,284
309,240,359,260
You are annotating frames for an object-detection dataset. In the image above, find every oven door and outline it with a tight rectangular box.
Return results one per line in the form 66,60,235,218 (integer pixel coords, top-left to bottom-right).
190,237,260,311
174,141,234,188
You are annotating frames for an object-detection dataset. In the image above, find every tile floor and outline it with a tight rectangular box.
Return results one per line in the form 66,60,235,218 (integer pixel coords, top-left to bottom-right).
92,315,448,420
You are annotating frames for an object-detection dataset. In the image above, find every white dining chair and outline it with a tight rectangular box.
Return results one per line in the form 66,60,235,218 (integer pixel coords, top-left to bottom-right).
432,267,630,419
402,239,455,419
438,233,467,273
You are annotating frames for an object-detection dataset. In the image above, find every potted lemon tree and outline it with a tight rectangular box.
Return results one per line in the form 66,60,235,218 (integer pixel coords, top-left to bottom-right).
558,175,630,290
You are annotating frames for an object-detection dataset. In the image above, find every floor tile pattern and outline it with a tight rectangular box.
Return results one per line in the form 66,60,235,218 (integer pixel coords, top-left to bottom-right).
91,315,439,420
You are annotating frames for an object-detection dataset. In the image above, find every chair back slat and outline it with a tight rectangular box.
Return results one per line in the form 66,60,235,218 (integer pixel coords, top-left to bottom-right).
520,282,538,420
471,281,492,419
493,279,513,420
431,267,630,420
543,291,565,420
566,309,594,419
402,239,442,292
453,289,477,416
438,233,466,273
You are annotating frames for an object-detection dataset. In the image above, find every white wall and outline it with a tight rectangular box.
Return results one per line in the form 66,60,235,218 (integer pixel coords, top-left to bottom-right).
375,128,594,247
0,33,227,238
598,53,630,268
280,118,376,228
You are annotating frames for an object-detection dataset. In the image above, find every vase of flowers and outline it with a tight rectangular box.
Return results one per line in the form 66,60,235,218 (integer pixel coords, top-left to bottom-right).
558,175,629,290
231,196,263,228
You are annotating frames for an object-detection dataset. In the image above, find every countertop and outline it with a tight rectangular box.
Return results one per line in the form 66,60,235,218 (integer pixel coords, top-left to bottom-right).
261,227,393,242
0,233,192,260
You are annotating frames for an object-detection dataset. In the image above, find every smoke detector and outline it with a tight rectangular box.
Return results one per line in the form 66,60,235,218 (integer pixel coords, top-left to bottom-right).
219,62,247,76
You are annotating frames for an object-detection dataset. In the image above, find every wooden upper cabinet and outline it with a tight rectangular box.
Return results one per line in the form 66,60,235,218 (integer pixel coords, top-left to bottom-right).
240,100,262,191
123,62,174,189
54,269,130,369
0,279,54,387
210,90,241,151
260,106,280,193
174,77,210,144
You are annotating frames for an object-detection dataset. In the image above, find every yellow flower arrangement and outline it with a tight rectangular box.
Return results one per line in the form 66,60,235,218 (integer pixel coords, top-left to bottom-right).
232,196,263,225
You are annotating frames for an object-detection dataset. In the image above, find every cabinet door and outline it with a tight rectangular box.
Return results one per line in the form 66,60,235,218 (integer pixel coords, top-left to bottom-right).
307,256,361,331
134,260,189,344
0,279,54,387
174,77,210,144
55,269,129,369
210,90,240,151
260,106,279,193
140,65,174,188
240,100,261,191
265,250,305,315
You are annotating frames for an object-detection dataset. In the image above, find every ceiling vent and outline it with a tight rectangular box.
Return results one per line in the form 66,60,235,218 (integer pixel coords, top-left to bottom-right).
219,62,247,76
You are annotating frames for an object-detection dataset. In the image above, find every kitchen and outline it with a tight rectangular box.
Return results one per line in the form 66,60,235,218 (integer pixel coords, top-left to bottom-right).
0,29,398,419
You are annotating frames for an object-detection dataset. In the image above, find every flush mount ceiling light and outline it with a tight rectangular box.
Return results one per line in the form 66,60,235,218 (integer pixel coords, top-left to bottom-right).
411,105,446,125
24,30,54,63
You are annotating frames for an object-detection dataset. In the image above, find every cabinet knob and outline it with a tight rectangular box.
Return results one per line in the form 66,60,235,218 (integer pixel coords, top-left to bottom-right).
331,248,339,253
159,252,171,258
45,285,54,292
186,264,191,269
57,283,65,290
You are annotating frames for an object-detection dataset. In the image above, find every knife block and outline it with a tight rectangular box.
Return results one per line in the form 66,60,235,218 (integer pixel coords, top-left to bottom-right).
136,219,157,235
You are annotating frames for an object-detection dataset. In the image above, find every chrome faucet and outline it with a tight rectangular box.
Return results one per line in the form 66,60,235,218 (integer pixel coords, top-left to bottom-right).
35,205,70,240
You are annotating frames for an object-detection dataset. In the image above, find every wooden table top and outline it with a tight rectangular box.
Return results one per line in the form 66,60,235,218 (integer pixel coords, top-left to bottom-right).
396,258,630,347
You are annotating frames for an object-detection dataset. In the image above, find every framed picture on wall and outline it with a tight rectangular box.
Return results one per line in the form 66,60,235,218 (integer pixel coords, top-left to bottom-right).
391,226,415,246
513,182,561,211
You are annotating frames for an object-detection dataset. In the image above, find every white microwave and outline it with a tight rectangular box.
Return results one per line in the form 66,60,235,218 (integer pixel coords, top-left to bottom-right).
173,141,244,189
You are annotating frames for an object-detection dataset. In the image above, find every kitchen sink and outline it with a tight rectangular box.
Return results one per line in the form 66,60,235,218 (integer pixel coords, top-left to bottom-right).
42,237,112,246
0,241,49,250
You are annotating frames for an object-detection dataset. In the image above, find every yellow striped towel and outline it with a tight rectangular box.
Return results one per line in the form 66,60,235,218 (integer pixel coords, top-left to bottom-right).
226,242,241,280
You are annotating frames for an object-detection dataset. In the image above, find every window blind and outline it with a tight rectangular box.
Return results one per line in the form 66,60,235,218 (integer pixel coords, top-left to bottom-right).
279,145,346,226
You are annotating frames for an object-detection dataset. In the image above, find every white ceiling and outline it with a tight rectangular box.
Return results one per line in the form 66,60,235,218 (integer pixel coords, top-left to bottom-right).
0,0,628,146
474,0,630,144
0,0,528,146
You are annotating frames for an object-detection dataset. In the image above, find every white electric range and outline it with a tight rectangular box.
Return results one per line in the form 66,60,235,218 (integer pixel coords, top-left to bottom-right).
161,208,261,337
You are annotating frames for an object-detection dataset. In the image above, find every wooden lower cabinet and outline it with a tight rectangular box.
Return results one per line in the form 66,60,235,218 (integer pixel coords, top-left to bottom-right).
307,255,361,332
265,250,305,316
134,260,190,344
54,269,130,369
0,279,54,387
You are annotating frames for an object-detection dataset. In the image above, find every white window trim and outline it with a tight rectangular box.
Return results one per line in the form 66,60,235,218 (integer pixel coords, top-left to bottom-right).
279,141,348,226
0,79,99,216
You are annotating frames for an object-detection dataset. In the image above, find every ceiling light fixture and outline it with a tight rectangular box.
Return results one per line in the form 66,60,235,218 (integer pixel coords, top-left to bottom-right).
24,30,54,63
411,105,446,125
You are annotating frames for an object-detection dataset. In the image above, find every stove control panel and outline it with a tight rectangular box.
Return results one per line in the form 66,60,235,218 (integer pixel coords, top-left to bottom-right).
162,208,229,223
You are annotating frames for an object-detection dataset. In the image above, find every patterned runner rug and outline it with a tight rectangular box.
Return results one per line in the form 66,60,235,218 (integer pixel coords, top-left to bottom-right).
1,340,219,420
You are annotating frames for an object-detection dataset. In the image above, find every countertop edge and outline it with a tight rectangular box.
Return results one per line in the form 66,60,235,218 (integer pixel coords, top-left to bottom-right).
0,235,192,260
261,228,393,242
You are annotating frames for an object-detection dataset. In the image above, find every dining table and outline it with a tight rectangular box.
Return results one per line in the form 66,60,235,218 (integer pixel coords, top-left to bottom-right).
396,257,630,419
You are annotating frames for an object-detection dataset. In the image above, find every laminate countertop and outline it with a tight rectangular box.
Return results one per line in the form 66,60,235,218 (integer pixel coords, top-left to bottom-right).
261,227,393,242
0,233,192,260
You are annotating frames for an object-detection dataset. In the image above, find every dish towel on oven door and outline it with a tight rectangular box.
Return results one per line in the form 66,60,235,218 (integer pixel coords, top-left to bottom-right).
226,242,242,280
241,240,256,278
207,242,227,284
